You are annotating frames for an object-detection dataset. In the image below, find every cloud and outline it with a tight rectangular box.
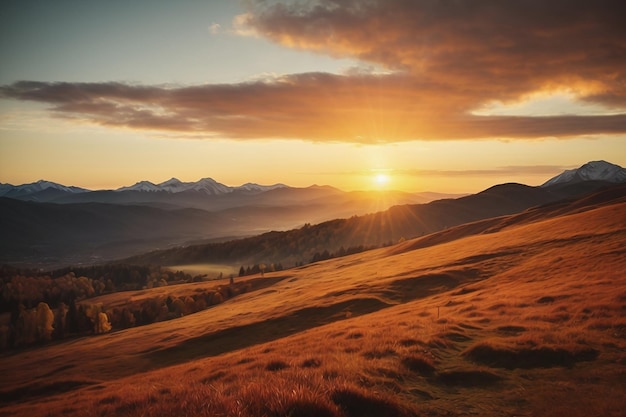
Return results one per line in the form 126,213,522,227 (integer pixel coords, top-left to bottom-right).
242,0,626,99
208,22,222,35
2,1,626,142
2,76,626,142
232,12,258,37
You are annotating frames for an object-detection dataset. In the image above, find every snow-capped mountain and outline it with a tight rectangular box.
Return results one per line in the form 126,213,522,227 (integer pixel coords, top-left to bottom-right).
237,182,288,193
0,180,88,198
542,161,626,187
116,180,161,193
116,177,286,195
0,177,288,203
191,178,236,195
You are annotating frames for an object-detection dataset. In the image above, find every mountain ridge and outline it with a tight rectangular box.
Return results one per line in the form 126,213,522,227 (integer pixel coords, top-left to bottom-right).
3,160,624,203
2,161,625,268
116,177,287,195
122,182,626,268
0,177,289,199
541,160,626,187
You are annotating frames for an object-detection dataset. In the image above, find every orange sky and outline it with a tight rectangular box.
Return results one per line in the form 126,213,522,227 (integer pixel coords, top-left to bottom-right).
1,1,625,192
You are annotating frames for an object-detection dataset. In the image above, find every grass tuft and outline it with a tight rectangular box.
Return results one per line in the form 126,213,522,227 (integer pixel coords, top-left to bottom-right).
300,358,322,368
398,338,420,347
400,354,436,375
437,369,502,387
464,341,599,369
362,348,396,359
331,388,414,417
265,360,290,371
201,371,227,383
443,331,471,342
496,325,527,334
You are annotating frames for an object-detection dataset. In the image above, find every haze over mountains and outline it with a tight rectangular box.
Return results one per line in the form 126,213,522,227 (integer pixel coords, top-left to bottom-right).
1,160,624,268
0,179,458,267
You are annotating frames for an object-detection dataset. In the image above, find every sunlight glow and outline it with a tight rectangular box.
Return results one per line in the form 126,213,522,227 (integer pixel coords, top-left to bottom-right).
374,173,390,188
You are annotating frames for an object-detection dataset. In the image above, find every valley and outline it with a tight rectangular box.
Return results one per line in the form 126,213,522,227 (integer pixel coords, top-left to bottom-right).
1,177,625,416
0,179,462,268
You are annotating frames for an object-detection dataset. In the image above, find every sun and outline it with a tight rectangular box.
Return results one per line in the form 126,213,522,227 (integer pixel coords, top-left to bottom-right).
374,173,390,188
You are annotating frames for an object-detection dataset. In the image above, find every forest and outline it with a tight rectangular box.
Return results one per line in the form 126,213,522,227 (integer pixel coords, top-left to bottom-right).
0,263,273,350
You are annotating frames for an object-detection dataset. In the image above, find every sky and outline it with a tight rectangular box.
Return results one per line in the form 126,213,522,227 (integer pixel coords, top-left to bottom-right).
1,0,625,193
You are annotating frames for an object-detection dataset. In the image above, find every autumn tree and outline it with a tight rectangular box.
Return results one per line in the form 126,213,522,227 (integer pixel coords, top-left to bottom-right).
35,302,55,342
95,312,112,334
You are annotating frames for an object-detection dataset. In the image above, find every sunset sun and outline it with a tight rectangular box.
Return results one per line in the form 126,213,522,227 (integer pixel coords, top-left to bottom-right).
374,173,390,188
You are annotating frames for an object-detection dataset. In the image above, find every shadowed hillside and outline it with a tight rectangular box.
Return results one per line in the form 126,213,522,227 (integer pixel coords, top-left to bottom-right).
1,187,624,417
0,187,456,268
125,182,626,267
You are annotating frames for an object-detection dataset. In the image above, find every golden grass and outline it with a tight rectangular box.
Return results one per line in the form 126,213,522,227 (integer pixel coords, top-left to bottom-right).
0,202,625,416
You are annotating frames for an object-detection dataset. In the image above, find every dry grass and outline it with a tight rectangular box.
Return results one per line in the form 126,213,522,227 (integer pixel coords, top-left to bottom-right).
0,201,625,416
464,340,599,369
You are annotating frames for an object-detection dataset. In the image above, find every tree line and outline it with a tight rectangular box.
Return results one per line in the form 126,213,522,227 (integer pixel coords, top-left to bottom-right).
0,274,256,351
0,264,197,314
124,212,413,268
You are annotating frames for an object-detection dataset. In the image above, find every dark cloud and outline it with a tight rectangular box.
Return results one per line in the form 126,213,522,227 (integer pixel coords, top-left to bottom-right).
2,1,626,142
243,0,626,98
2,75,626,141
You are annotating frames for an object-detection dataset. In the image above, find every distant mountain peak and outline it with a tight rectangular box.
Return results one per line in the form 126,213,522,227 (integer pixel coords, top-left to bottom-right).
117,180,159,192
0,179,88,198
542,160,626,187
114,177,286,195
160,177,182,185
238,182,288,193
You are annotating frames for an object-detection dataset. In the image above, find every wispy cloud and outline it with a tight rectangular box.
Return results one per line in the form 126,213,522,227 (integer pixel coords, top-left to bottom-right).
208,22,222,35
2,0,626,143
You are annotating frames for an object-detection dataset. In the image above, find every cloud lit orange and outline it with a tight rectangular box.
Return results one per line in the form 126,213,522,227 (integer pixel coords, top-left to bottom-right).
1,0,625,143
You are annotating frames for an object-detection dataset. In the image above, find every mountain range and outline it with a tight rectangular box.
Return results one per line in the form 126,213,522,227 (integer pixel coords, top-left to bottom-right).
0,177,288,204
3,160,625,202
0,180,461,268
1,160,625,268
0,177,286,197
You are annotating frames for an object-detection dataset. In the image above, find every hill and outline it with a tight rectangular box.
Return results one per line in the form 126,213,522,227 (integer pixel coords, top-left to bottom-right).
0,185,624,416
3,161,624,269
0,187,457,268
125,182,626,267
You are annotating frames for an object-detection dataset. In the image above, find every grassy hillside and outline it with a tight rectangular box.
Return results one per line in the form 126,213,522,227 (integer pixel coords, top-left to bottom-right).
1,196,625,416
